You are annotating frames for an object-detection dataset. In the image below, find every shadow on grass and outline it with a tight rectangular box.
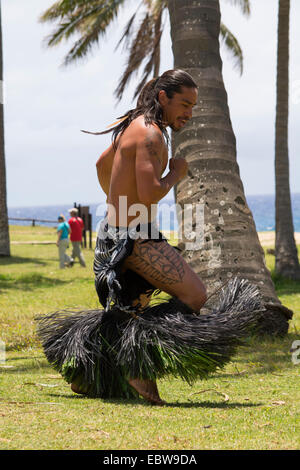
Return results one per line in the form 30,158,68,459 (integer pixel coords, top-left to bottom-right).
214,333,299,378
0,255,47,266
271,270,300,296
0,273,71,291
162,401,263,409
49,393,263,409
0,356,50,373
2,355,41,361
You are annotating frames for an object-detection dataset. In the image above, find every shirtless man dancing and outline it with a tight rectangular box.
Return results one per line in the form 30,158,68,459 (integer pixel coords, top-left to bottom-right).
93,69,207,404
38,70,263,406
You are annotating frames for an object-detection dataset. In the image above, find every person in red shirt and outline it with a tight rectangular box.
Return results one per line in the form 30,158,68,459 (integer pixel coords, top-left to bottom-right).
68,208,86,267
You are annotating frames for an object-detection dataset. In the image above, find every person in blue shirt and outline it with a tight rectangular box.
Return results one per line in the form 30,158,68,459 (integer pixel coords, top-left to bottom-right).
56,214,74,269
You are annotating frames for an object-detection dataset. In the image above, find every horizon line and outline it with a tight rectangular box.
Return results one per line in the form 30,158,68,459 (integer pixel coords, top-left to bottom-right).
7,192,300,210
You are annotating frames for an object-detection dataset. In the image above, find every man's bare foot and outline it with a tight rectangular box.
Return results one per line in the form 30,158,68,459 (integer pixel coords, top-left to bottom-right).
128,378,166,406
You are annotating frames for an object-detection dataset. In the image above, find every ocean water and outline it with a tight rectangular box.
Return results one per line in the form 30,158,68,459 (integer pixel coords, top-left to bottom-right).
8,193,300,233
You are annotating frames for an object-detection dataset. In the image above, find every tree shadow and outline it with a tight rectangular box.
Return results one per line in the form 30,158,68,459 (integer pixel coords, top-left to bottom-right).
2,355,40,361
0,255,47,266
271,271,300,296
0,364,50,374
213,334,298,378
0,356,50,373
0,273,70,291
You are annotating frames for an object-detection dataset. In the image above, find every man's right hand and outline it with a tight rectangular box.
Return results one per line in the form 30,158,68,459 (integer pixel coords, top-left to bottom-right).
169,157,188,180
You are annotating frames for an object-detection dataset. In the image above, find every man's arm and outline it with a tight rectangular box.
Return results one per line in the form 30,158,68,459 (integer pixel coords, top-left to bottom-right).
135,127,187,205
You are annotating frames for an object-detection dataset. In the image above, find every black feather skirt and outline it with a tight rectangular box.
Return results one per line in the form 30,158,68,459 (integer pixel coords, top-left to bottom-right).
36,221,265,398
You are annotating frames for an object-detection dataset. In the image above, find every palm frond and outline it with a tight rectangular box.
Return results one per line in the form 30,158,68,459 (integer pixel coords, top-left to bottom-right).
150,0,167,16
133,11,162,98
40,0,127,63
115,2,165,101
63,16,105,65
114,12,154,101
114,11,138,51
220,22,244,75
39,0,95,22
115,1,146,52
222,0,251,17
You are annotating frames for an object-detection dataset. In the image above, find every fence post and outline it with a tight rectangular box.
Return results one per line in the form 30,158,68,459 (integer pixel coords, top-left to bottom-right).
89,213,92,249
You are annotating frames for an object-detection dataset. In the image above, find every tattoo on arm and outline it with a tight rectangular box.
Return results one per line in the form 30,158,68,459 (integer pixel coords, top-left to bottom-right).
144,133,163,162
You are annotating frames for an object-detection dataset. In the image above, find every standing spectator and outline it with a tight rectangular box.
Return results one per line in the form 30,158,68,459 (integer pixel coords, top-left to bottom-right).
56,214,74,269
68,208,86,267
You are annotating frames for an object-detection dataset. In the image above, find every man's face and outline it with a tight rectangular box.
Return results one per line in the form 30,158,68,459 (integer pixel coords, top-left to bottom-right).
159,86,198,131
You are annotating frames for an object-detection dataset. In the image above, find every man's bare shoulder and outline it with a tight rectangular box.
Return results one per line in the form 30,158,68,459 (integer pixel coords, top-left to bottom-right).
127,116,164,143
119,116,166,164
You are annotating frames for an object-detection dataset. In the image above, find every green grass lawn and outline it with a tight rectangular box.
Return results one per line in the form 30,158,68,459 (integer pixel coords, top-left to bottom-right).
0,225,299,450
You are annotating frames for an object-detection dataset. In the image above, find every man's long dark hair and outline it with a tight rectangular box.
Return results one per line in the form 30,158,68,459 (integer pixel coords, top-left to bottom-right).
82,69,197,148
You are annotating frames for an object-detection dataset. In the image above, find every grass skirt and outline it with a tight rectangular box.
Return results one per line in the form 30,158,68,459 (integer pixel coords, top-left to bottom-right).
36,221,265,398
36,277,265,398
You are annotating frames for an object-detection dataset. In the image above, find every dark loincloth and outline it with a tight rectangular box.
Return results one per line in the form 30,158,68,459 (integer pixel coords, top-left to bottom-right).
93,219,166,311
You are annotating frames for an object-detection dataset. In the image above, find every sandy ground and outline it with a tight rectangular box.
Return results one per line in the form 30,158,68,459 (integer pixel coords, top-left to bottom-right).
257,232,300,247
160,231,300,248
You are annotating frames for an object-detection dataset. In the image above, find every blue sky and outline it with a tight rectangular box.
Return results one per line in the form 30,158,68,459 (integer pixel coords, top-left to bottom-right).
2,0,300,207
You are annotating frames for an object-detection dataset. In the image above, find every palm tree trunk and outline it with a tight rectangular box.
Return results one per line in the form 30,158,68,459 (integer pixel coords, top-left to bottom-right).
0,4,10,257
167,0,292,335
275,0,300,279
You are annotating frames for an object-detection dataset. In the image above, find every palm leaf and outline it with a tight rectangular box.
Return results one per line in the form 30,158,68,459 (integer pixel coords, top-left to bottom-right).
114,13,153,100
114,1,145,52
222,0,251,17
220,22,244,75
40,0,128,63
132,12,163,98
115,2,165,101
40,0,96,22
114,11,138,52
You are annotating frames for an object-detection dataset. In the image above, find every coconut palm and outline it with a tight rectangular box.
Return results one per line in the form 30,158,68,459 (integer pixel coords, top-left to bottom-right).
167,0,292,335
39,0,248,101
40,0,293,335
275,0,300,279
0,4,10,257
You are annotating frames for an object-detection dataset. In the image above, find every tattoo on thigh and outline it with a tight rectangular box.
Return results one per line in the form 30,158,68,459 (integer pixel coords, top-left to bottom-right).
130,241,185,285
